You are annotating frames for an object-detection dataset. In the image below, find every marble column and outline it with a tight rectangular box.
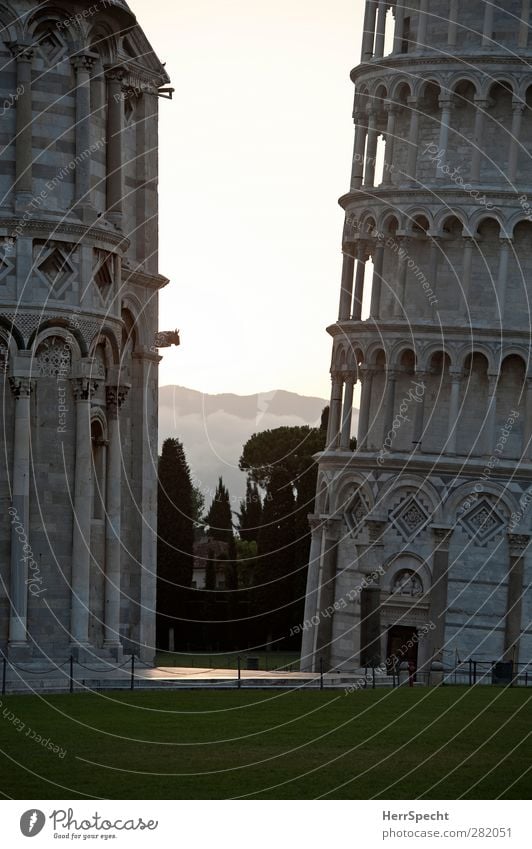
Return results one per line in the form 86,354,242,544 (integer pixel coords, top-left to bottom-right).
338,252,355,320
508,102,525,185
412,371,428,450
357,366,375,450
394,236,409,318
383,104,398,184
340,373,356,449
447,368,462,455
373,0,388,59
72,55,96,219
427,525,453,672
351,114,368,189
104,384,129,658
370,237,385,319
504,534,528,665
406,97,420,182
382,368,398,442
417,0,429,48
519,0,530,48
300,516,324,672
436,98,453,179
360,518,385,666
314,518,342,670
461,236,475,307
8,375,33,658
523,377,532,460
496,238,511,319
448,0,459,46
70,376,97,654
9,43,34,208
361,0,378,61
393,0,406,52
484,373,498,455
133,349,161,662
482,0,495,45
105,68,125,228
352,245,368,320
327,372,343,450
471,99,488,182
428,235,440,307
364,110,379,186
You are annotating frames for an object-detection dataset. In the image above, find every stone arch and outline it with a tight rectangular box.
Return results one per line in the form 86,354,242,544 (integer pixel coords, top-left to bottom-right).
443,481,519,526
0,316,23,353
448,74,481,99
389,341,416,370
382,552,432,595
380,211,400,235
121,295,150,349
0,3,22,41
365,343,387,367
25,6,82,48
377,474,443,524
470,210,506,236
334,473,374,522
402,207,433,233
432,210,466,238
88,21,119,63
29,320,86,358
389,77,413,102
358,211,377,237
88,327,119,365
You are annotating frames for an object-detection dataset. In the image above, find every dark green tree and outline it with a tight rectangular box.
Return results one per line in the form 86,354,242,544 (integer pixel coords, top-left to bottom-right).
238,479,263,543
156,438,195,647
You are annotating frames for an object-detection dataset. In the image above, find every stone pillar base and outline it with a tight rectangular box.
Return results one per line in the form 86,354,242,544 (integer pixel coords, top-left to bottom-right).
70,643,95,664
106,211,123,231
7,642,32,663
104,642,124,663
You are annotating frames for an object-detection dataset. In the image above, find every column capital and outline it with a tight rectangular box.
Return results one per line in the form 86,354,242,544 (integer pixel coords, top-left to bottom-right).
431,524,453,548
512,99,526,113
104,65,126,83
71,53,97,74
385,367,400,380
438,97,454,111
385,102,401,115
72,377,99,403
474,97,490,109
106,384,130,416
323,516,343,540
449,367,463,381
7,41,34,62
9,376,32,399
507,533,530,557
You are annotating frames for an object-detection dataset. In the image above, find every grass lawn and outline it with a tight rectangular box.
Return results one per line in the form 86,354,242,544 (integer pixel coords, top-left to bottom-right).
0,687,529,799
154,650,300,671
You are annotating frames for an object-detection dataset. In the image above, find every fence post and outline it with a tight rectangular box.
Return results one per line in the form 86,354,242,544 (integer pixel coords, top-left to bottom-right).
319,657,324,690
2,656,6,696
69,655,74,694
237,656,241,689
130,654,135,691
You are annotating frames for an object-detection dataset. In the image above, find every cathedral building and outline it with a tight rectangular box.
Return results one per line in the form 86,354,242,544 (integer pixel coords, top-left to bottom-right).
0,0,170,663
302,0,531,675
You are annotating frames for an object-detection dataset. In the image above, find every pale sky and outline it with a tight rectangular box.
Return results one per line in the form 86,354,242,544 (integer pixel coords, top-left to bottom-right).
134,0,363,397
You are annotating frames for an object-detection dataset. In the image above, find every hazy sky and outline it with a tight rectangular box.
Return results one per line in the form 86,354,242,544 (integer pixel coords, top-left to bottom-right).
134,0,363,397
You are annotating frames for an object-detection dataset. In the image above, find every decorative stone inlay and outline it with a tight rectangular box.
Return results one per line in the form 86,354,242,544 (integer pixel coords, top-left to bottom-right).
34,28,68,65
390,495,430,540
344,489,369,535
36,337,72,378
459,498,506,546
34,243,76,298
93,250,114,301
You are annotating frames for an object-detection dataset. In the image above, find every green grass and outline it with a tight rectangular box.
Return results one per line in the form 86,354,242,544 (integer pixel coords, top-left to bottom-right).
0,687,529,799
154,650,300,671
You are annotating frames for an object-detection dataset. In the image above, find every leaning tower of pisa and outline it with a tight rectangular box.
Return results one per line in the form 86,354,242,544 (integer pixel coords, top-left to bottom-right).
0,1,170,664
302,0,532,675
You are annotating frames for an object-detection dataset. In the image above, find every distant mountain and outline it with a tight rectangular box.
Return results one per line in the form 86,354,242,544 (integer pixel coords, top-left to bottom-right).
158,386,357,507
